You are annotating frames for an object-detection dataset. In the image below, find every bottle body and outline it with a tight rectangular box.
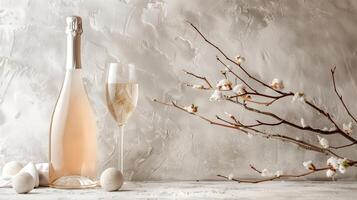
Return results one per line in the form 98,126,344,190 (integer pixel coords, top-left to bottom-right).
49,69,97,188
49,16,97,188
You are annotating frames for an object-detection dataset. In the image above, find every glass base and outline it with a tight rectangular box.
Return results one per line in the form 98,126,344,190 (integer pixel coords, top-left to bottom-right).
49,176,97,189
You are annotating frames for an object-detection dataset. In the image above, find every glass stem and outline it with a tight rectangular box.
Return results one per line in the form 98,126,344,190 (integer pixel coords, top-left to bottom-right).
119,125,124,175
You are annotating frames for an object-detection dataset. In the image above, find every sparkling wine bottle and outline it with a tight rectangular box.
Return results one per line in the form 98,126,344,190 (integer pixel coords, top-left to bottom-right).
49,16,97,189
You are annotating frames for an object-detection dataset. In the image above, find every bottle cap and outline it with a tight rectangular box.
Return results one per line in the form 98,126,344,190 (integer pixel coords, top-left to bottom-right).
65,16,82,35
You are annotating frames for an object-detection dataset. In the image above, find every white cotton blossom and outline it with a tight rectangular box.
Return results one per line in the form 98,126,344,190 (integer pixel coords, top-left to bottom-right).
327,157,339,169
276,170,284,177
338,165,346,174
261,169,273,177
326,157,349,175
209,90,224,101
235,55,246,64
303,160,314,170
271,78,284,90
317,135,329,149
232,84,246,94
337,158,349,174
228,173,234,180
337,158,347,165
224,112,233,118
216,79,232,90
337,158,348,166
292,92,305,103
300,118,307,128
343,122,353,135
326,169,336,177
232,84,251,100
183,104,198,113
192,84,204,89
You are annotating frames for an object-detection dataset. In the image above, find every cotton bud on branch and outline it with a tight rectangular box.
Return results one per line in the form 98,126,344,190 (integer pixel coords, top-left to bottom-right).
317,135,329,149
271,78,284,90
192,84,205,89
261,169,274,177
227,173,234,180
216,79,232,90
232,84,251,100
343,122,353,135
184,104,198,113
234,55,246,64
300,118,306,128
303,161,316,171
209,90,224,101
276,170,284,177
326,169,336,177
292,92,305,103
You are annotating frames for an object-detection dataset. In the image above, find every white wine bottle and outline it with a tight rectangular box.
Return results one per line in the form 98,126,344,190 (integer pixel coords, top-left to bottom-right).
49,16,97,189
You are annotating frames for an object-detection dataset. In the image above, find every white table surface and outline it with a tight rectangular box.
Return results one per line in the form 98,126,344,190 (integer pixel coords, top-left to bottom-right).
0,181,356,200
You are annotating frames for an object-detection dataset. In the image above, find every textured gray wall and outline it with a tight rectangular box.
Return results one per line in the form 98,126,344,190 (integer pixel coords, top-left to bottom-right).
1,0,357,181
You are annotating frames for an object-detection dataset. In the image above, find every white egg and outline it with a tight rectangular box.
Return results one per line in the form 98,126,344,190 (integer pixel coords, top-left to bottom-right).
19,162,39,187
100,168,123,192
2,161,23,177
12,172,34,194
36,163,49,186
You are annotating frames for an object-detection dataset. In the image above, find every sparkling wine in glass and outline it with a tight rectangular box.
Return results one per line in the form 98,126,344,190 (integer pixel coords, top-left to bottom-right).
105,63,138,175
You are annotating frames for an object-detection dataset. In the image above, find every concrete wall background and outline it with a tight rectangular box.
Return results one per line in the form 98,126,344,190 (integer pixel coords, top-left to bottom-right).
1,0,357,180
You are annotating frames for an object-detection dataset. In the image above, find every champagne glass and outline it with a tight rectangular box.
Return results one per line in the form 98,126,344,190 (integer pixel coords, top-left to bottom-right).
105,62,138,175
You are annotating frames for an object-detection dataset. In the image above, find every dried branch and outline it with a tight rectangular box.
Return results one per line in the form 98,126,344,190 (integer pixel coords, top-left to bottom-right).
217,166,330,183
226,99,341,136
183,70,213,89
245,120,284,128
184,83,211,90
330,142,355,149
153,22,357,183
156,99,342,158
243,126,342,158
331,66,357,124
304,100,357,144
187,21,285,95
216,56,257,93
152,99,248,134
249,164,262,174
219,159,357,183
187,21,357,142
